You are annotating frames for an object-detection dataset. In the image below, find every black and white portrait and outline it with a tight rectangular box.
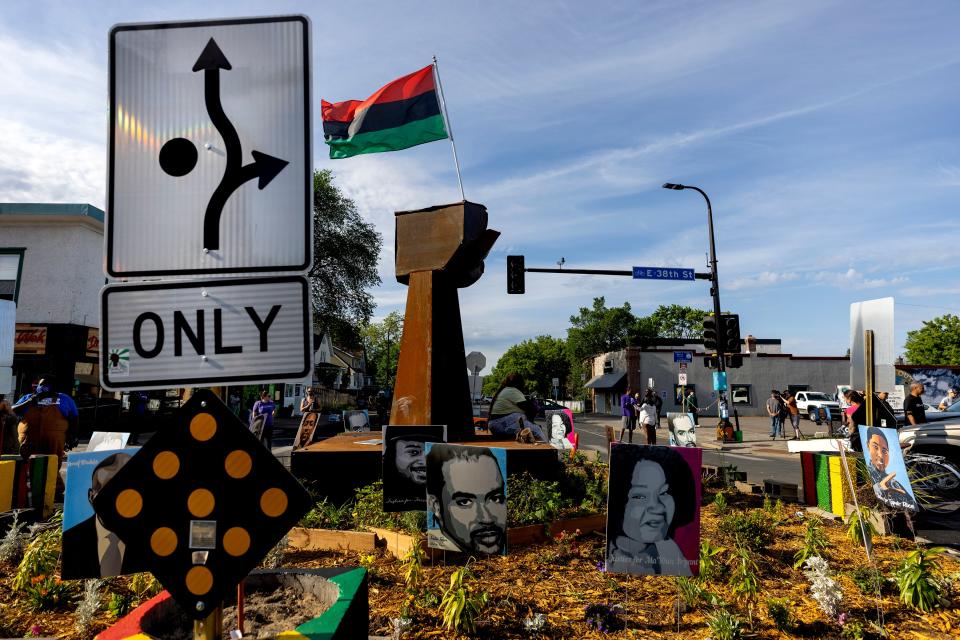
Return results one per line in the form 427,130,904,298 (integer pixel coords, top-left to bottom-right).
545,410,574,451
382,425,447,512
425,443,508,555
666,412,697,447
605,444,701,577
344,409,371,432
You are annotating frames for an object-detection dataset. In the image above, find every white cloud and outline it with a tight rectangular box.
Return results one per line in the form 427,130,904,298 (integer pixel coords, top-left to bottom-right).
812,268,907,290
728,271,801,290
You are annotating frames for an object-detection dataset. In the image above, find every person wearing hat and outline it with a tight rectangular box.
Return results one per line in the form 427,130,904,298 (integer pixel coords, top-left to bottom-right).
383,427,445,512
937,388,959,411
14,375,79,491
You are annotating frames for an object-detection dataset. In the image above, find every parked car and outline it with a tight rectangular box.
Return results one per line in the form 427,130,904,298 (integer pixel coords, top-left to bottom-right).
899,422,960,466
794,391,841,421
923,399,960,424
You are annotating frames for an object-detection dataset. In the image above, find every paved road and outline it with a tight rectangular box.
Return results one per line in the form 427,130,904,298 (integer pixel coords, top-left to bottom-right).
574,414,802,487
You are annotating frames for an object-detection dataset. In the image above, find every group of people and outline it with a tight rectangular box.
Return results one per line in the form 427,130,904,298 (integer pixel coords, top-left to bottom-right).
764,389,803,440
619,387,664,445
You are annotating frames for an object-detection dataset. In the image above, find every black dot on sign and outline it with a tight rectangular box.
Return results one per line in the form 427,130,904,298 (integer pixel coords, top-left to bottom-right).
159,137,198,177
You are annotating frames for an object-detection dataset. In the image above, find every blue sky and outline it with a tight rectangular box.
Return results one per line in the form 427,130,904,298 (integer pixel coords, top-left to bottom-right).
3,1,959,373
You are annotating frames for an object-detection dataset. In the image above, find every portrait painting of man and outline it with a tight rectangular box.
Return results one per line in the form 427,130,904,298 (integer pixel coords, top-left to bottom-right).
858,425,918,512
605,443,701,576
293,411,320,450
666,412,697,447
425,443,508,555
382,425,447,512
344,409,371,432
62,449,146,579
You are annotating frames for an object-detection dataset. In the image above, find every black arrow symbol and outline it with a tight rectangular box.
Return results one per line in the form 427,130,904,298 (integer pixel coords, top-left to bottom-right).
193,37,289,251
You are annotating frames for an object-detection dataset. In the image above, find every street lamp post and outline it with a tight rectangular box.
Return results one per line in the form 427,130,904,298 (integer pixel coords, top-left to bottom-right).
662,183,725,375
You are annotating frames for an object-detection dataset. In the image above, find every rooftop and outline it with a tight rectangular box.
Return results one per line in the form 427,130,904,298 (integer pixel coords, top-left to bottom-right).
0,203,105,223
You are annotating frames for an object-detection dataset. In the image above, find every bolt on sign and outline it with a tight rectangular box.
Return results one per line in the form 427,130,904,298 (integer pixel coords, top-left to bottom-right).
92,390,311,619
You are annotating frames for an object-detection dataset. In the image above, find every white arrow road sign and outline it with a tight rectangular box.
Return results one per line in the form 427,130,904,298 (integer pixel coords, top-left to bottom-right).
100,275,311,390
107,16,312,277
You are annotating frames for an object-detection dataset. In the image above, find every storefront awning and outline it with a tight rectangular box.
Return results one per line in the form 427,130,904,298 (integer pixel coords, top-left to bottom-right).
583,372,626,389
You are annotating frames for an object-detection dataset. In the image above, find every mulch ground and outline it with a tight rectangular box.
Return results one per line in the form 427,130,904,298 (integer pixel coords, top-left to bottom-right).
2,491,959,639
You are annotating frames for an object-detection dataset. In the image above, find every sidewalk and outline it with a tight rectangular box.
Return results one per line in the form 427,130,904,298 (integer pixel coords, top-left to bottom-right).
577,413,820,458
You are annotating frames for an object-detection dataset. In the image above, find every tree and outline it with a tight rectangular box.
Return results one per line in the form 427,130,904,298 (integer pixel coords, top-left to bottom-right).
645,304,710,339
482,336,569,398
310,169,382,347
904,314,960,365
565,297,636,364
362,311,403,388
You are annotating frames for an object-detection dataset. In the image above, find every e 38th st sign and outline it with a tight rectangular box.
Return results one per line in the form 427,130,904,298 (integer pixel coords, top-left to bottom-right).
101,16,313,390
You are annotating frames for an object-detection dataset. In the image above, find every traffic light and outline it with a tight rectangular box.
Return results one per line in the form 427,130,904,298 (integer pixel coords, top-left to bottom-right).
703,355,719,369
721,313,741,354
726,354,743,368
506,255,525,294
702,314,718,352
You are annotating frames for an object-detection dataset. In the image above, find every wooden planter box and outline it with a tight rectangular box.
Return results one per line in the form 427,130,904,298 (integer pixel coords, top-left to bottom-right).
371,513,607,558
287,527,378,553
507,513,607,547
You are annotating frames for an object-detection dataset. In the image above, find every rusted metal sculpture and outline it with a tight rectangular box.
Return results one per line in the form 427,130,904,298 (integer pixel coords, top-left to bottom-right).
390,201,499,440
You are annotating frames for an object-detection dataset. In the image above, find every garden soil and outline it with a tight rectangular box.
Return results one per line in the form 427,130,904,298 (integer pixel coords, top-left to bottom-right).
2,491,959,638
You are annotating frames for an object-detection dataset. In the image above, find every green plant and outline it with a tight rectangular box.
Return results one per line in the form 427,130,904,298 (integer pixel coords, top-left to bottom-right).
559,456,608,515
397,510,426,535
895,546,947,612
107,591,134,618
300,498,353,530
766,597,793,631
850,566,886,595
794,515,829,568
712,491,728,515
508,473,565,526
23,574,74,611
352,481,395,530
728,544,760,625
13,513,62,592
697,539,726,583
401,539,426,591
840,618,866,640
439,562,488,634
676,577,725,611
717,510,774,550
845,506,878,548
128,572,163,600
705,608,743,640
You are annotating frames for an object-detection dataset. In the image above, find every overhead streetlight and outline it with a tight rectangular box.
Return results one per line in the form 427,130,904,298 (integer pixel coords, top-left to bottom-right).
662,182,726,374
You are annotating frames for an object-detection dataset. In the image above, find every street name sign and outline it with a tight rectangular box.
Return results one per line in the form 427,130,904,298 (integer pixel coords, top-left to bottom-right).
632,267,695,281
107,16,312,277
100,276,310,390
673,351,693,364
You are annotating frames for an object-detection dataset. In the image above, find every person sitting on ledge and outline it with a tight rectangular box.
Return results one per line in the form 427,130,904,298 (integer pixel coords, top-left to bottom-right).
486,373,546,442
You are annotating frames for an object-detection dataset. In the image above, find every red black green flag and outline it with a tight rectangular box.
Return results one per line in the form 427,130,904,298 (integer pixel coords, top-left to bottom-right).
322,65,449,159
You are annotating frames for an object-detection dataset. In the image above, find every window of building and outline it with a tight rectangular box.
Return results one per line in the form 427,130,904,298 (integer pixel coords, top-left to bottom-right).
0,249,25,303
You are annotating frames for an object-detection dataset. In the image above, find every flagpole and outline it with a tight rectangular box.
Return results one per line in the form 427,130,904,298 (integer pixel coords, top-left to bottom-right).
432,56,466,201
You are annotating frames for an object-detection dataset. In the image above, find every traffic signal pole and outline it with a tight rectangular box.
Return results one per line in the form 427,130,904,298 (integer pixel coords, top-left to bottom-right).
687,186,726,376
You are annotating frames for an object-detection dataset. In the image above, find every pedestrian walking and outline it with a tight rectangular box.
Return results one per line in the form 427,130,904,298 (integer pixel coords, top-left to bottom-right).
619,387,636,443
683,389,699,425
766,390,784,439
903,383,927,426
637,391,659,445
250,390,276,450
783,391,803,440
